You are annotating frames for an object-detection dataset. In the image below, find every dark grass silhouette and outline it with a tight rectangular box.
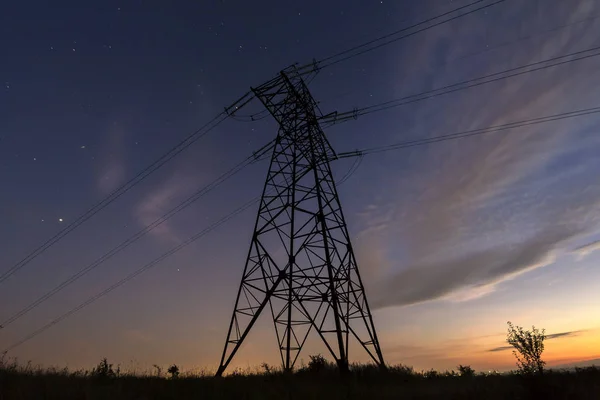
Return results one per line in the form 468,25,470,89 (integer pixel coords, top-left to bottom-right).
2,356,600,400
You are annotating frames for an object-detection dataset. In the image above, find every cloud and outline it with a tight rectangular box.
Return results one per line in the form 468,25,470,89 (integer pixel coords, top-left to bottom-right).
546,331,584,340
134,172,197,243
123,329,154,344
98,160,126,195
356,0,600,309
443,283,497,303
370,229,575,308
384,343,428,356
487,330,585,352
488,345,513,353
354,229,392,288
96,124,127,195
552,356,600,369
572,240,600,259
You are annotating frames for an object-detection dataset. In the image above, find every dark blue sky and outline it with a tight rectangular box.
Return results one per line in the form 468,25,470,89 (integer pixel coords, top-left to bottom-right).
1,0,600,372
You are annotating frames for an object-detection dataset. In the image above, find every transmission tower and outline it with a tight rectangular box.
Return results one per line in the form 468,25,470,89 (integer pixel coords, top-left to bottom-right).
216,66,385,376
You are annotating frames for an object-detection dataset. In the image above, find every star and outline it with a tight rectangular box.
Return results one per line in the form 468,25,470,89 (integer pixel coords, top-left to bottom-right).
58,218,63,222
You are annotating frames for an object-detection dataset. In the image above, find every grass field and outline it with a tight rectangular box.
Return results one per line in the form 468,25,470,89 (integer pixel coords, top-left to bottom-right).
1,357,599,399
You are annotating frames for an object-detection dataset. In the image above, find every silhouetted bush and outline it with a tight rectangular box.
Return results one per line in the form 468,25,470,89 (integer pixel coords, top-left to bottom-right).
167,364,180,379
307,354,328,372
422,368,440,379
91,358,118,379
507,321,546,375
349,362,381,379
458,364,475,377
388,363,415,377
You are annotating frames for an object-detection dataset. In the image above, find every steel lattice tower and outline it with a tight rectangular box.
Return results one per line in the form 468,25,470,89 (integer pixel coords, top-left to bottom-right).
216,66,385,376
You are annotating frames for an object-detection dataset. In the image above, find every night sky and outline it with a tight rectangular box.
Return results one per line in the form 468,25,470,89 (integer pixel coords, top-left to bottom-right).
1,0,600,373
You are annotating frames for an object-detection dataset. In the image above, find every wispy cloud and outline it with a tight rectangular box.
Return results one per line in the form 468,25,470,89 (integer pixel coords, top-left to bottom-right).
546,331,584,340
96,124,127,195
572,240,600,259
488,345,513,353
123,329,154,344
356,0,600,309
98,160,126,195
487,330,585,352
134,172,198,243
370,229,577,308
354,230,392,288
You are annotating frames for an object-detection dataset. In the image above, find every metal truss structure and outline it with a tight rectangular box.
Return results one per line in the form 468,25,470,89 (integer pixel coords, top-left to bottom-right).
216,66,385,376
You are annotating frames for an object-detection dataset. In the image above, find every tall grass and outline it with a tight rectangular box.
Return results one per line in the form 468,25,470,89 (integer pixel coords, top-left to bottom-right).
1,355,599,399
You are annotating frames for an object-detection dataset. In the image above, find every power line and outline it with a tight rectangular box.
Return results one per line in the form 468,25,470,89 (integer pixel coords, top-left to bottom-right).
455,12,600,64
321,45,600,126
1,150,365,353
6,109,598,355
337,153,364,184
0,0,501,284
3,0,592,353
6,55,597,344
0,0,506,287
0,92,255,285
1,195,261,354
8,97,592,338
1,0,488,311
0,152,369,353
228,109,270,122
336,106,600,158
318,11,600,107
298,0,506,73
8,109,592,346
0,0,516,283
0,141,274,329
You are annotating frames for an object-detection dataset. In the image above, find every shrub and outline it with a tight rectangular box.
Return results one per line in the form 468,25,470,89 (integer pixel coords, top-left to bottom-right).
349,362,381,378
423,368,440,379
307,354,328,373
167,364,180,379
458,364,475,377
506,321,546,375
91,358,118,378
260,362,274,375
388,364,415,378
